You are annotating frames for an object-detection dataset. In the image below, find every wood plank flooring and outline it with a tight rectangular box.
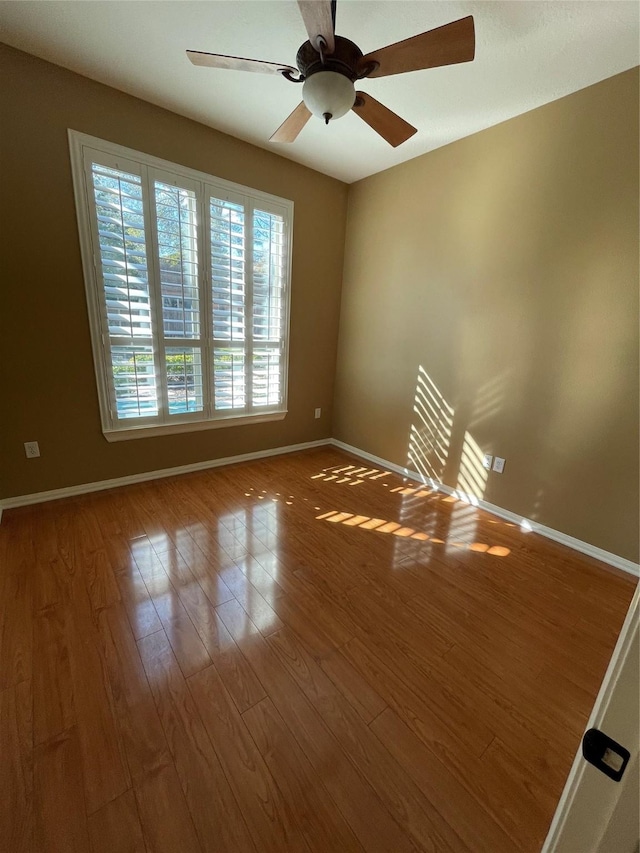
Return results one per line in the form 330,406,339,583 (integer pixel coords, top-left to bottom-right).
0,447,635,853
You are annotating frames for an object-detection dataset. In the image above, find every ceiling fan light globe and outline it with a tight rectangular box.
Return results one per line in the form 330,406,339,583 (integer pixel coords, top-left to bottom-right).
302,71,355,122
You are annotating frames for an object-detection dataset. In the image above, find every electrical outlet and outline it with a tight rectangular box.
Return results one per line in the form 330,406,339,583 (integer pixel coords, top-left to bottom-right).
482,454,493,470
314,407,321,419
493,456,506,474
24,441,40,458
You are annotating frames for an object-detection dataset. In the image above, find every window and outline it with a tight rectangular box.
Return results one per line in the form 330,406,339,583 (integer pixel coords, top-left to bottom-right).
68,131,292,441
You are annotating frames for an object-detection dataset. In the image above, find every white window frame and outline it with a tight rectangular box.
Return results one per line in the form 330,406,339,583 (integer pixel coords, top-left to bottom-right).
68,129,293,442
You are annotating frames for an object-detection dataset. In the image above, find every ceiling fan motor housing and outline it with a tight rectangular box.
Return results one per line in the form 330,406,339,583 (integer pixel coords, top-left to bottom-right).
296,36,364,82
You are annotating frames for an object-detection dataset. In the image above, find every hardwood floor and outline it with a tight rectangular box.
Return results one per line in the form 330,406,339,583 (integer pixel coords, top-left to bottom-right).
0,447,634,853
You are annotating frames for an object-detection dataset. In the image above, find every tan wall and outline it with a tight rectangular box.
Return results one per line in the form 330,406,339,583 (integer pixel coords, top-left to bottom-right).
0,44,348,499
334,68,639,562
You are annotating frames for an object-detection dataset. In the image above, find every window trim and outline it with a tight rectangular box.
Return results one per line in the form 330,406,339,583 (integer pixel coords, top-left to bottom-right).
68,129,293,442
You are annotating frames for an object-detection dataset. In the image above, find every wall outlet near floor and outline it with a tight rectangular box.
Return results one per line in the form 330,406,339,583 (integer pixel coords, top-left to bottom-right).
493,456,506,474
314,407,321,419
482,453,493,470
24,441,40,458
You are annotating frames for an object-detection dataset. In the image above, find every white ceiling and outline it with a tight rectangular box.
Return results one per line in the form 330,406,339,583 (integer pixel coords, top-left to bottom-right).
1,1,638,183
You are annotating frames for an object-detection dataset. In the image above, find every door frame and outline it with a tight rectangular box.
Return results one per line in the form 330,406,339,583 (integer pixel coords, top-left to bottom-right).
542,582,639,851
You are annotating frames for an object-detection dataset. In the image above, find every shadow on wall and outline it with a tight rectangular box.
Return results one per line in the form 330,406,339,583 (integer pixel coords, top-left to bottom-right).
408,365,489,503
408,366,453,483
398,364,496,563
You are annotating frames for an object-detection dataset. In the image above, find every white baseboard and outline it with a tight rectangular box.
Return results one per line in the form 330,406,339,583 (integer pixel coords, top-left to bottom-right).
330,439,640,579
0,439,332,511
2,435,637,578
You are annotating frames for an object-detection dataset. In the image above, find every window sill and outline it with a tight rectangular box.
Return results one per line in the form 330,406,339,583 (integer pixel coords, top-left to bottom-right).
103,410,287,442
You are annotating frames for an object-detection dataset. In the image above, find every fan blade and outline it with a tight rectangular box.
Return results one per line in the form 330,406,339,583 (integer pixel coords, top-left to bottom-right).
187,50,297,76
270,102,312,143
359,15,475,78
352,92,417,147
297,0,335,53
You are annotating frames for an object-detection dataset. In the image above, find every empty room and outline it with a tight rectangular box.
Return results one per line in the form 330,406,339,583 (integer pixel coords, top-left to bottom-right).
0,2,638,851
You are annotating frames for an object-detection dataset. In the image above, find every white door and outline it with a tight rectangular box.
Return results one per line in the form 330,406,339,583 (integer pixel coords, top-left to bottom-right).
542,583,639,853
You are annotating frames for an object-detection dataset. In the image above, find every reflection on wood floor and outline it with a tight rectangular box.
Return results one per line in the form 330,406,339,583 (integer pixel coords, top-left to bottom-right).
0,447,634,852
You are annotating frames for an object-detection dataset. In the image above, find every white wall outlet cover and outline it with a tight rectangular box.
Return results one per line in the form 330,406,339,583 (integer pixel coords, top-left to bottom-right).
24,441,40,458
314,408,321,419
482,454,493,470
493,456,506,473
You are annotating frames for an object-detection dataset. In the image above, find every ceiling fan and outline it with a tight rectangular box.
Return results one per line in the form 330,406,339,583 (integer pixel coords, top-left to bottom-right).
187,1,475,148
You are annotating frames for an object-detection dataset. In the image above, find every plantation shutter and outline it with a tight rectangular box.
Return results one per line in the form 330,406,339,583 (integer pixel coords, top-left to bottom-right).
209,194,247,412
71,131,291,439
87,155,158,419
209,193,288,413
151,173,205,416
252,207,286,408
